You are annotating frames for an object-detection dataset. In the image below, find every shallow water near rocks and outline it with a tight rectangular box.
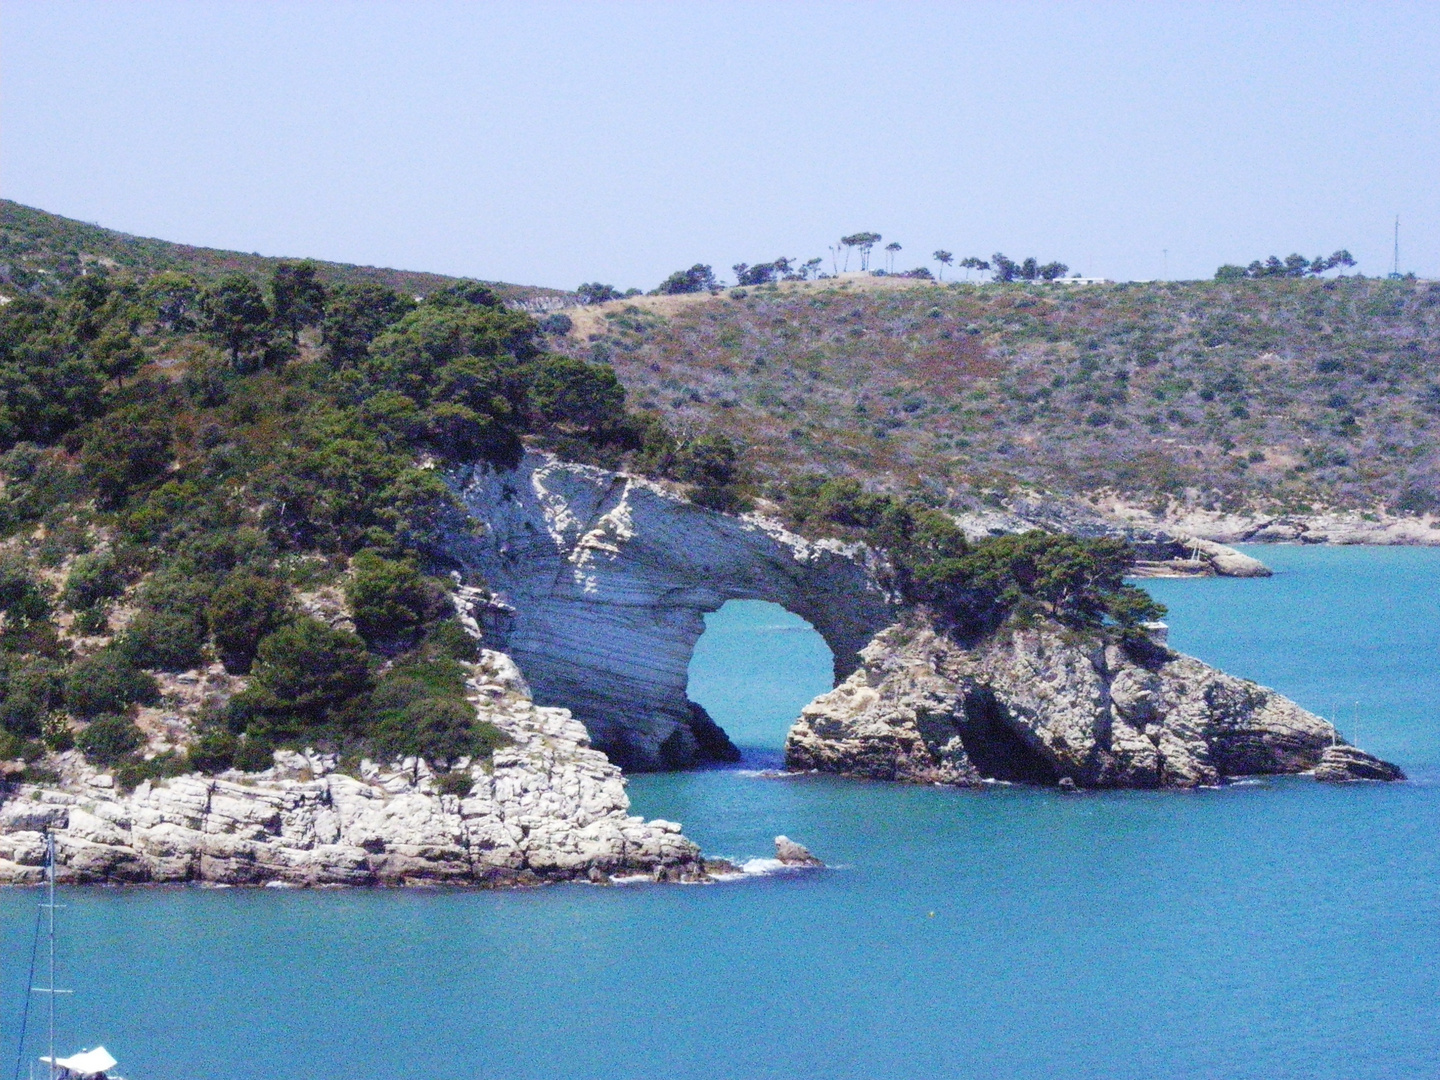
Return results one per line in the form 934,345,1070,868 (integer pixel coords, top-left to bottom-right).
2,546,1437,1079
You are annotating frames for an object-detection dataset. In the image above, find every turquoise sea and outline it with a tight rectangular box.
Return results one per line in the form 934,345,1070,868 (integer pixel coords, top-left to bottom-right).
3,545,1438,1079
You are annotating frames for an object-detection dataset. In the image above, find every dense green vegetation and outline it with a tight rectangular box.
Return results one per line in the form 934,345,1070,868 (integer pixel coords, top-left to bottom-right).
562,276,1440,518
0,251,748,783
785,476,1163,642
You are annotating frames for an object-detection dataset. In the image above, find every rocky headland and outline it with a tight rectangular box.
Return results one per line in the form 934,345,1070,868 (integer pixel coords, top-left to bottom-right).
0,453,1406,889
784,615,1404,789
0,652,710,886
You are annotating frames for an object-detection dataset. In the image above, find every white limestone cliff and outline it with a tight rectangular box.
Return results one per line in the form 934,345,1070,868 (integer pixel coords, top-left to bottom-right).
445,453,895,770
0,652,708,886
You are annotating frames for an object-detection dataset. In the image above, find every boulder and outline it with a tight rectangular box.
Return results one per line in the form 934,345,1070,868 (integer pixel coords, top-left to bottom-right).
774,836,824,867
1189,537,1272,578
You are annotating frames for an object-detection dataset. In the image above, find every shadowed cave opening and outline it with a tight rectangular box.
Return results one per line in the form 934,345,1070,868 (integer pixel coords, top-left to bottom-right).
686,600,836,754
958,690,1063,786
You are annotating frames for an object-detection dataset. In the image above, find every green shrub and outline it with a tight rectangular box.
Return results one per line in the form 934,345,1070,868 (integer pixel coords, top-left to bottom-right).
691,483,753,514
20,764,60,786
232,735,275,773
79,406,173,509
77,713,145,766
345,550,443,648
0,558,51,627
115,751,188,793
72,607,109,635
42,714,73,753
371,697,509,766
528,356,627,431
119,573,212,672
425,619,479,662
119,606,208,672
654,265,718,295
0,656,63,737
64,649,159,718
187,728,238,774
0,444,82,530
207,572,291,673
0,728,25,760
433,769,476,797
371,697,475,762
62,551,125,612
248,617,372,726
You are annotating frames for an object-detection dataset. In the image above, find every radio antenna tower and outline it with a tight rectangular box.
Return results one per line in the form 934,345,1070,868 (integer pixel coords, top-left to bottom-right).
1392,215,1401,278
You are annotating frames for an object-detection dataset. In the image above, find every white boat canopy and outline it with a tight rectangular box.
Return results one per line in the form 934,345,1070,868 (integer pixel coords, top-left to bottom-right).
40,1047,118,1076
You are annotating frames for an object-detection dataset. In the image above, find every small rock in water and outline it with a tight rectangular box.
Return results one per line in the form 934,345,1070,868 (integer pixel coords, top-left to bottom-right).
1313,744,1406,783
774,835,824,867
1057,776,1078,792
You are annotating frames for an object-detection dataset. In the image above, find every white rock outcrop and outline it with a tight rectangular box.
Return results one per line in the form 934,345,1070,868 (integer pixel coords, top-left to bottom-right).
785,617,1404,788
446,453,895,770
0,652,708,886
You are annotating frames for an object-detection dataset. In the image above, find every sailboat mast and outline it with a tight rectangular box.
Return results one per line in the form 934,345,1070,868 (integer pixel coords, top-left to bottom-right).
46,833,55,1080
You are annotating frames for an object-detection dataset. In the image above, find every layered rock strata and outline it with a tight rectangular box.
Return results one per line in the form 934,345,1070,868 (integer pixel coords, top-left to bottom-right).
447,453,895,770
0,653,708,886
785,617,1403,789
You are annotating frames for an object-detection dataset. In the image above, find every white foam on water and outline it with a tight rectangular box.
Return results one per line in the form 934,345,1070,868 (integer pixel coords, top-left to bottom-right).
608,873,653,886
740,857,788,875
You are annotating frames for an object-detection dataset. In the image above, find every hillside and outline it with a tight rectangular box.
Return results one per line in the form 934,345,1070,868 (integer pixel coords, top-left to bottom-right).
0,234,1176,789
0,200,571,309
554,275,1440,524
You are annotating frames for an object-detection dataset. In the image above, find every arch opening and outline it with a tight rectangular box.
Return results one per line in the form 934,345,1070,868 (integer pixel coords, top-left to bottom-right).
686,600,835,756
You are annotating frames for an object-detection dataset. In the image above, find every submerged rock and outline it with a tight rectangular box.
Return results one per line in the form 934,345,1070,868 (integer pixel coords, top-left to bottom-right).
0,652,713,887
784,616,1404,790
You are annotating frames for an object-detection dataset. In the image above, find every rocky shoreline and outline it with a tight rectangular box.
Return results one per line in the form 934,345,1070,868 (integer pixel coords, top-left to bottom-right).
784,615,1404,789
1093,496,1440,547
0,653,713,887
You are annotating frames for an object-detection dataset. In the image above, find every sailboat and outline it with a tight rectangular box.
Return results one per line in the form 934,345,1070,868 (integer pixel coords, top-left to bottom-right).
14,833,124,1080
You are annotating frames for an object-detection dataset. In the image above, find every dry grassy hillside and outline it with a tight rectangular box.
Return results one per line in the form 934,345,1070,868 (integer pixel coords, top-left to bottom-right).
556,275,1440,517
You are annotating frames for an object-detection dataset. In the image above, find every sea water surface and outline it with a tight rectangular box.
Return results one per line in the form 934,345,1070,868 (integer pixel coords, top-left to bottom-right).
2,546,1438,1079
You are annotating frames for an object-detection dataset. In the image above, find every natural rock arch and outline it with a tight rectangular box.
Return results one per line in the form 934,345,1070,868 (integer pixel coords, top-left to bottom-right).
447,455,896,770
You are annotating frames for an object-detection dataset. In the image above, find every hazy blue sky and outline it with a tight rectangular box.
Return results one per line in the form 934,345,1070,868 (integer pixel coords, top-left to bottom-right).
3,1,1437,289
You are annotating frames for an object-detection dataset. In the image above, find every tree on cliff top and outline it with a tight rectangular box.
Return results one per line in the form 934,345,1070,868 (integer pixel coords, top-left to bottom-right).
654,265,718,295
841,232,883,272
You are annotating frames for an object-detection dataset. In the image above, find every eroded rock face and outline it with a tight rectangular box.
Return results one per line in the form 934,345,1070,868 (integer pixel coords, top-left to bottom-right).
784,617,1404,789
1312,744,1407,783
447,454,895,770
0,652,708,886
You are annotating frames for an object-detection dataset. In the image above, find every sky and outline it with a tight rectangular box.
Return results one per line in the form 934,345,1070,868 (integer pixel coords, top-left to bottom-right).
2,1,1437,290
